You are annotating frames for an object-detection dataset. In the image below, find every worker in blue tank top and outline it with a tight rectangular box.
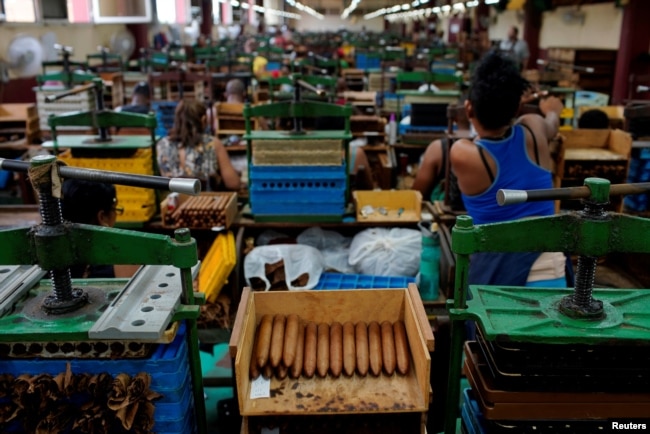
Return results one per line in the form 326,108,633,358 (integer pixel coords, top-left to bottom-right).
450,50,572,289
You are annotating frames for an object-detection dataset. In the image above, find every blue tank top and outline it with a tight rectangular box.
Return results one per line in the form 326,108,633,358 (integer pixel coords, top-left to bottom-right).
461,124,555,225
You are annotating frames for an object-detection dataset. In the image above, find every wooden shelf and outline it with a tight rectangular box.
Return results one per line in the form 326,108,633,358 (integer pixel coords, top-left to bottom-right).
225,144,247,153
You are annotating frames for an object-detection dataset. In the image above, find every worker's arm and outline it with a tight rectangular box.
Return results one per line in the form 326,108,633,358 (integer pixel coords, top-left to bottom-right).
214,138,242,191
412,140,443,200
519,95,563,140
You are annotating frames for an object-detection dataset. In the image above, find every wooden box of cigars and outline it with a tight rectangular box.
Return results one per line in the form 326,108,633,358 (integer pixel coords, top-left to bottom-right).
160,191,238,230
230,284,434,434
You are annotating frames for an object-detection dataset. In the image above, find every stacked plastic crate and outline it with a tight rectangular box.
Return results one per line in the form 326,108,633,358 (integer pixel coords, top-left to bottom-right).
35,87,95,132
314,273,415,290
1,323,194,434
58,148,157,224
248,138,348,220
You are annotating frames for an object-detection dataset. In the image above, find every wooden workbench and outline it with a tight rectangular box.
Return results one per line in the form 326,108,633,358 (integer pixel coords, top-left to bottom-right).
0,205,40,228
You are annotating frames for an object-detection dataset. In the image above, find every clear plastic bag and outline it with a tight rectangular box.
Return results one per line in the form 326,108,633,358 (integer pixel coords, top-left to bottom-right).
296,227,354,274
348,228,422,277
244,244,325,291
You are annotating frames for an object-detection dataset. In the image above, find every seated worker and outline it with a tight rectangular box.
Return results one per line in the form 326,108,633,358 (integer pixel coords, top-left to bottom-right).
413,98,471,207
157,100,241,191
224,78,247,103
412,137,465,211
62,179,139,279
115,81,151,115
578,108,610,129
216,78,268,135
449,50,570,288
243,38,268,77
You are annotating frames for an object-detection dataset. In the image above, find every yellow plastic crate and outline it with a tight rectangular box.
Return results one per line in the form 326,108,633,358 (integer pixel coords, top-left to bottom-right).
57,148,154,175
58,149,157,223
199,231,236,303
117,200,156,223
116,189,157,223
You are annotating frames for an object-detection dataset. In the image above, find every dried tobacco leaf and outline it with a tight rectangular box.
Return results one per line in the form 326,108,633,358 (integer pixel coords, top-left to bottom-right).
115,401,140,430
129,373,161,402
107,373,131,411
35,402,75,434
87,372,113,405
198,293,232,329
71,408,113,434
131,401,156,434
0,402,17,424
53,363,74,397
265,260,284,275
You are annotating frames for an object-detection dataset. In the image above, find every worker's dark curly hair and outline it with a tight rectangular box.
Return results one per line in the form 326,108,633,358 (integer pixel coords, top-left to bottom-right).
468,50,529,130
62,179,116,225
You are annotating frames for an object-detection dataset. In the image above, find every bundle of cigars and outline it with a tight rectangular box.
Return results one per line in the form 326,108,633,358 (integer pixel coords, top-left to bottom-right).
164,194,231,228
250,314,411,380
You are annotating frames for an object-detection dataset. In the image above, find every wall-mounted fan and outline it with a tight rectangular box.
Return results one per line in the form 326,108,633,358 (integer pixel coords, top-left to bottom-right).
110,29,136,60
3,34,44,78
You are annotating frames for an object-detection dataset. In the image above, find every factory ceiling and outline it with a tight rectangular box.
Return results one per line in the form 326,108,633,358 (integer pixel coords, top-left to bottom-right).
325,0,621,16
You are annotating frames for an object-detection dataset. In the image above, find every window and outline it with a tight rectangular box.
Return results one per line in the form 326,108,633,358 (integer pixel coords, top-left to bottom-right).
155,0,190,24
2,0,37,22
0,0,91,23
92,0,152,23
42,0,68,20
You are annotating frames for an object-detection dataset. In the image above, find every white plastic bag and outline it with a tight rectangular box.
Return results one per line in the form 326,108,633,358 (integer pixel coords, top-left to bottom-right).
244,244,324,291
296,227,355,274
348,228,422,277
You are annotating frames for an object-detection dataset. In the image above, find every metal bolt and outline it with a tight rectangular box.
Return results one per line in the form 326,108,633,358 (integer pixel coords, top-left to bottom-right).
174,228,191,243
559,185,607,320
31,156,88,314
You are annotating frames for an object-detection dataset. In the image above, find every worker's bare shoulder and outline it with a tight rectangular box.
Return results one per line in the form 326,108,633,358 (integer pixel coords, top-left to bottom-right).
449,138,476,165
424,139,443,157
518,113,545,134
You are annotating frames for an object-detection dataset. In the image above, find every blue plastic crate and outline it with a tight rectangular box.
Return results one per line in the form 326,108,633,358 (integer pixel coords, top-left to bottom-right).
251,200,346,216
398,124,448,135
249,164,347,202
574,91,609,108
640,148,650,160
249,164,347,184
461,402,481,434
266,62,281,71
355,53,381,70
0,322,195,433
462,388,487,434
314,273,416,290
250,187,345,203
249,164,347,216
156,405,195,433
152,101,179,113
0,169,10,189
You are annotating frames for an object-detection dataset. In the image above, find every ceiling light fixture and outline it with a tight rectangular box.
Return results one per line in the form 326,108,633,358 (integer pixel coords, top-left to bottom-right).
285,0,324,19
219,0,301,19
342,0,361,19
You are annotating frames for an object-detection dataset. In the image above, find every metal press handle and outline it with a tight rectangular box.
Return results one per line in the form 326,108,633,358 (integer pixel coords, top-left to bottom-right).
296,79,326,96
44,82,96,103
0,157,201,195
498,182,650,206
536,58,595,73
